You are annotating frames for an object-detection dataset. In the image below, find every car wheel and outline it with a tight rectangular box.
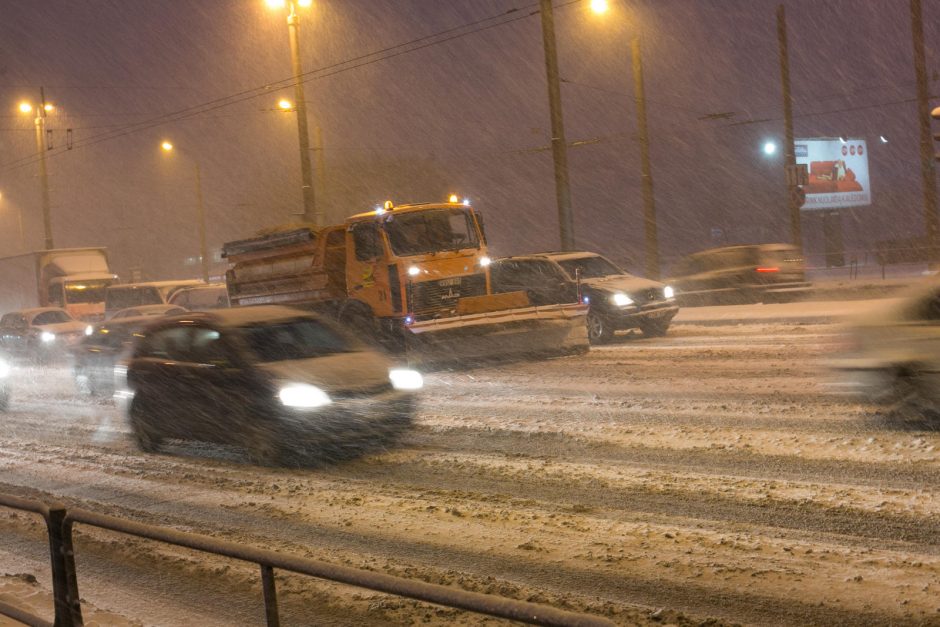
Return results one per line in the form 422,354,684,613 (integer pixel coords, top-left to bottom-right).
886,370,940,430
130,396,163,452
639,318,670,337
586,310,613,345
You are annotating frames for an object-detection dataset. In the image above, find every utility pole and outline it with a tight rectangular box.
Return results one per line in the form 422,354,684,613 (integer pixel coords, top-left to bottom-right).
286,3,319,226
910,0,939,263
776,5,801,251
539,0,575,251
314,125,327,224
36,87,53,250
631,37,659,279
194,163,209,282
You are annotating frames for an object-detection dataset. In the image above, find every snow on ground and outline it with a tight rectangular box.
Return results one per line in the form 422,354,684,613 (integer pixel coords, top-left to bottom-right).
0,319,938,625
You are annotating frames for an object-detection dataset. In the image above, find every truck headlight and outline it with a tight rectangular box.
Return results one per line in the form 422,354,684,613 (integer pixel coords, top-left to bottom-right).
40,331,56,343
278,383,332,409
664,285,675,299
0,359,10,378
611,293,633,307
479,256,492,267
389,368,423,391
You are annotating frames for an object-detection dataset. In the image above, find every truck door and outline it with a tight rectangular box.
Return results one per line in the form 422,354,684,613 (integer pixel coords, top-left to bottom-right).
323,229,347,296
347,222,390,316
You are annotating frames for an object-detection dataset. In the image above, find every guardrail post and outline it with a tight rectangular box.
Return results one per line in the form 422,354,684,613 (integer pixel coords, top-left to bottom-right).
260,565,280,627
46,508,83,627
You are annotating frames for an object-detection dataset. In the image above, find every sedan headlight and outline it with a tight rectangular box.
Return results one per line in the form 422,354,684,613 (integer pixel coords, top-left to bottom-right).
664,285,675,299
0,359,10,378
611,292,633,307
85,325,94,336
40,331,56,343
389,368,423,391
278,383,332,409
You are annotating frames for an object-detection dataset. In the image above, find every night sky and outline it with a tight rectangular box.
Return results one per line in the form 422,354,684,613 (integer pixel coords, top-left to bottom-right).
0,0,937,280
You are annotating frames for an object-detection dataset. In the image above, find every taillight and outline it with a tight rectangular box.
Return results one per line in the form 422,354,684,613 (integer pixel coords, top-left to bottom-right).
755,267,779,273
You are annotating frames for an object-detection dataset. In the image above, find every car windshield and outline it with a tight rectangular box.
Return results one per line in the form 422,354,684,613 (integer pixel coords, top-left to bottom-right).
32,310,73,325
384,208,480,256
241,318,352,362
556,256,623,279
64,279,112,304
107,287,162,311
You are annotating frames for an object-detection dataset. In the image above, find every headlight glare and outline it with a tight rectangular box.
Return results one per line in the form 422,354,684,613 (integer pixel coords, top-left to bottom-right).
40,331,56,343
0,359,10,378
85,325,94,336
479,256,492,267
611,292,633,307
664,285,675,299
278,383,332,408
389,368,423,391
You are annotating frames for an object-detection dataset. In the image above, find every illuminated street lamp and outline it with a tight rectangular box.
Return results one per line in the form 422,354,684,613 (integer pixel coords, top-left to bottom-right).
763,141,778,156
18,90,54,249
277,98,294,111
160,141,210,282
266,0,319,225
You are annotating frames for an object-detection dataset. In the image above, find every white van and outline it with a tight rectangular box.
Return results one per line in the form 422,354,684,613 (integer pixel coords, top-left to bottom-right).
105,280,204,319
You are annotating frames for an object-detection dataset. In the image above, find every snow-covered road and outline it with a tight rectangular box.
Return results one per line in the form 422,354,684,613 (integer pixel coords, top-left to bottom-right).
0,321,938,626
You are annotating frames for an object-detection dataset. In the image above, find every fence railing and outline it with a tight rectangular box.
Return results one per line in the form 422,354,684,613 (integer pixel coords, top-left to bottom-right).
0,493,614,627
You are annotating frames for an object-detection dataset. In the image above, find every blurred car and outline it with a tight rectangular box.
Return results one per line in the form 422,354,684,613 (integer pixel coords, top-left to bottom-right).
491,252,678,344
829,278,940,419
167,283,230,311
116,305,420,464
667,243,810,305
0,354,10,411
109,304,188,320
0,307,88,363
71,315,157,397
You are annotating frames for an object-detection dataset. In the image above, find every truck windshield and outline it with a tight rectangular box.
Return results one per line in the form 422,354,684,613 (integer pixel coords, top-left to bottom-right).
384,208,480,256
556,256,624,279
64,279,112,304
241,319,352,362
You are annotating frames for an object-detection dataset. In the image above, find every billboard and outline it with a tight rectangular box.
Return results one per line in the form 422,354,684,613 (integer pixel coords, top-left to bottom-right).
794,138,871,210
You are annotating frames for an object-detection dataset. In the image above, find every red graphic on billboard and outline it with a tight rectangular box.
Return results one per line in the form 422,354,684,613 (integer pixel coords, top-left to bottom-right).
858,145,864,155
850,145,856,155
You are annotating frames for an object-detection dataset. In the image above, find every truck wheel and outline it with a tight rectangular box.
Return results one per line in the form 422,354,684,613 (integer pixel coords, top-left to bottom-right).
586,310,613,345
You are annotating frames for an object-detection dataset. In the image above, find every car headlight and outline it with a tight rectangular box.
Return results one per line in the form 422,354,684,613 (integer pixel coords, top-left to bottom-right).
0,359,10,378
40,331,56,343
663,285,675,299
389,368,423,391
611,292,633,307
85,325,94,336
278,383,332,409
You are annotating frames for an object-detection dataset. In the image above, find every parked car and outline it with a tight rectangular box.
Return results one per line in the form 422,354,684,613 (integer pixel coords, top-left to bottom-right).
0,354,10,411
0,307,88,363
667,243,810,306
167,284,229,311
105,280,204,319
828,277,940,424
109,304,188,320
491,252,678,344
116,305,421,464
72,315,159,397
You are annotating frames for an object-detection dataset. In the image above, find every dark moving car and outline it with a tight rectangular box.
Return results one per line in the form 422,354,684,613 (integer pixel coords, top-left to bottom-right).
491,252,678,344
668,243,809,306
72,315,162,397
116,306,421,464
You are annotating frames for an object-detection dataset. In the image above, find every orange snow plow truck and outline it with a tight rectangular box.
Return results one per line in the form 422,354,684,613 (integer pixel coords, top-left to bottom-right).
223,199,588,363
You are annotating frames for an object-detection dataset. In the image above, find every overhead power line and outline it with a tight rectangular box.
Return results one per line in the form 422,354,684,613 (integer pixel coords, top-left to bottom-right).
0,0,579,176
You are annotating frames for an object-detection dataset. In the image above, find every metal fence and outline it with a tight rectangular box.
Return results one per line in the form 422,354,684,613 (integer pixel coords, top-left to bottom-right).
0,493,615,627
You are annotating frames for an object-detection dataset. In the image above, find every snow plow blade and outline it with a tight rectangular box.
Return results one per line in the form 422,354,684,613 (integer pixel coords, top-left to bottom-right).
404,296,589,365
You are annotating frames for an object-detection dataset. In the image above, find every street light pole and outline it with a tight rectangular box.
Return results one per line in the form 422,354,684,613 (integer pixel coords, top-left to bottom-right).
910,0,939,263
32,87,54,250
776,5,801,251
538,0,575,251
285,2,319,226
161,142,210,282
631,37,659,279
